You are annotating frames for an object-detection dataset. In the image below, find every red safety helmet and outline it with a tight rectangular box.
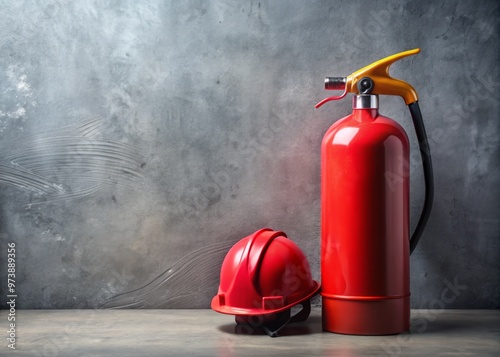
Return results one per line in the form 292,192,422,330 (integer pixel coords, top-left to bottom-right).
211,228,320,337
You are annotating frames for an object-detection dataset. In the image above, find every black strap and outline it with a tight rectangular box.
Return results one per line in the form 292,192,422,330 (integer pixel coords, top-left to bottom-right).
235,300,312,337
289,299,311,324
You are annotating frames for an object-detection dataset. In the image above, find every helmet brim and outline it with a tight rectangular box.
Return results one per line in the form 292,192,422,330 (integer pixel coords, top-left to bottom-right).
211,281,320,316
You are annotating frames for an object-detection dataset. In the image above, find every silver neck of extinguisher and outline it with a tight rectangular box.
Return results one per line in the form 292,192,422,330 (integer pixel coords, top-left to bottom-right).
353,94,378,109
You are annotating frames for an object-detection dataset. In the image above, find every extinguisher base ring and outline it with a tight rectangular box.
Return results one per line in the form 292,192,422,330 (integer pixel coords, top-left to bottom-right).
322,294,410,335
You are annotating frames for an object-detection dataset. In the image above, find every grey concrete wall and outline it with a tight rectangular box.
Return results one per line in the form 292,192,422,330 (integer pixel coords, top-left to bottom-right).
0,0,498,309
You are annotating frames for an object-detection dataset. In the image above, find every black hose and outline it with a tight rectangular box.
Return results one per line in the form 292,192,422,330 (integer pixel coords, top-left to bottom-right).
408,102,434,254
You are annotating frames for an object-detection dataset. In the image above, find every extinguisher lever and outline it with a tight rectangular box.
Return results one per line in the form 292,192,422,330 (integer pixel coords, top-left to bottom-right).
316,49,421,108
348,48,421,105
408,101,434,254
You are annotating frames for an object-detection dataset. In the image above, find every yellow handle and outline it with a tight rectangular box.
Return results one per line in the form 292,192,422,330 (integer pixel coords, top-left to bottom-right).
346,48,420,105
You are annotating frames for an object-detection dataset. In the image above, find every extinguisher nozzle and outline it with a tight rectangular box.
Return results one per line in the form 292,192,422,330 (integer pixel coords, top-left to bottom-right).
325,77,346,91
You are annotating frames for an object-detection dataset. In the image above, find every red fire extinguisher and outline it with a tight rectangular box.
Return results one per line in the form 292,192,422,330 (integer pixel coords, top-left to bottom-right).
316,48,434,335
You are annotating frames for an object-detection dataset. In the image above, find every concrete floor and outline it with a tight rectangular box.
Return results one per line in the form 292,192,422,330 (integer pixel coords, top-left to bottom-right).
1,309,499,356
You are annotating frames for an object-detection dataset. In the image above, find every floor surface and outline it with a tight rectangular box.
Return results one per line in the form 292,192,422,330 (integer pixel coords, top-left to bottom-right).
1,309,499,356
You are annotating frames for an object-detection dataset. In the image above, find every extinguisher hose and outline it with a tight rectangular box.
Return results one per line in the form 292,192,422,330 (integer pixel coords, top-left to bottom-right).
408,102,434,254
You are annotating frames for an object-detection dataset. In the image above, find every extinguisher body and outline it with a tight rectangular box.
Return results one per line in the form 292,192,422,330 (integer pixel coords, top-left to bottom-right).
321,101,410,335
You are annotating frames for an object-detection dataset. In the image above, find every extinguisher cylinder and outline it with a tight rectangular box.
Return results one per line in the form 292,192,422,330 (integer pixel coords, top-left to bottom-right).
321,103,410,335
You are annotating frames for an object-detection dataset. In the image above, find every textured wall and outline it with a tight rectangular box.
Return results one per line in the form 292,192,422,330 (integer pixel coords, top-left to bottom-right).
0,0,498,309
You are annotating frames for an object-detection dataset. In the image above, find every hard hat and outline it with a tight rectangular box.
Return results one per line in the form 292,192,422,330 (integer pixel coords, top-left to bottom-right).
211,228,320,337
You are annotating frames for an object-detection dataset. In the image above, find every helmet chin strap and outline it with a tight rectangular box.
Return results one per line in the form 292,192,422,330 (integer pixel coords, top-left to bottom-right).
235,300,312,337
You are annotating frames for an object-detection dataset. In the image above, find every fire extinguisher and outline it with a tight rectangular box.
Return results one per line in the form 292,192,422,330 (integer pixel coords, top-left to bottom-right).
316,48,434,335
